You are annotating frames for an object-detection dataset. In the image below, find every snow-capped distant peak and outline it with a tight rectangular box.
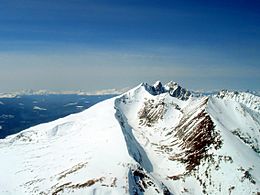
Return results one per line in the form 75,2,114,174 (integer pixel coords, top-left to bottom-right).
142,81,191,100
151,80,165,95
153,80,163,91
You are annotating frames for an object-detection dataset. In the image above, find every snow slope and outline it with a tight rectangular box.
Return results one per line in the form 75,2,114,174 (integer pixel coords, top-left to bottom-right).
0,81,259,195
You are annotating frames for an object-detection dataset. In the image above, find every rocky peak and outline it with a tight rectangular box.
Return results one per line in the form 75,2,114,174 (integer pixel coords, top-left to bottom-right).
165,81,191,100
153,80,165,95
142,81,191,100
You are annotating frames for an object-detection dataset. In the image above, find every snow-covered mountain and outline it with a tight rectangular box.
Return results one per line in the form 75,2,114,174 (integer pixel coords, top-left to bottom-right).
0,81,259,195
0,87,129,98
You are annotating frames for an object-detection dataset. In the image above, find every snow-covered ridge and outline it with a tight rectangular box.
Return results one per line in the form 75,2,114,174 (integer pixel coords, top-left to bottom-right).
215,90,260,113
0,81,259,195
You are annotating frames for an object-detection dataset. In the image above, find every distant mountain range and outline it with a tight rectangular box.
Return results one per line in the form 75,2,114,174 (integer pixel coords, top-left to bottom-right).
0,88,130,98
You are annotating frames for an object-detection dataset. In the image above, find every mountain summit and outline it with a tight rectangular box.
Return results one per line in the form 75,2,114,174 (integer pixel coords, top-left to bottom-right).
0,81,259,195
143,81,191,100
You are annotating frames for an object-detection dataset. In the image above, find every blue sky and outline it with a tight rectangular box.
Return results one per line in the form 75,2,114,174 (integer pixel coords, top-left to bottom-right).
0,0,259,92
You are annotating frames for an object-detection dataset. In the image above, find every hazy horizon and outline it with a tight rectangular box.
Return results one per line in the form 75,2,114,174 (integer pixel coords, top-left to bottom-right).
0,0,259,92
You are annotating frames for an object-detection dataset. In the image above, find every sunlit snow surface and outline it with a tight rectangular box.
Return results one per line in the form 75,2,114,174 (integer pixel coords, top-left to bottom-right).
0,94,114,138
0,82,259,194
